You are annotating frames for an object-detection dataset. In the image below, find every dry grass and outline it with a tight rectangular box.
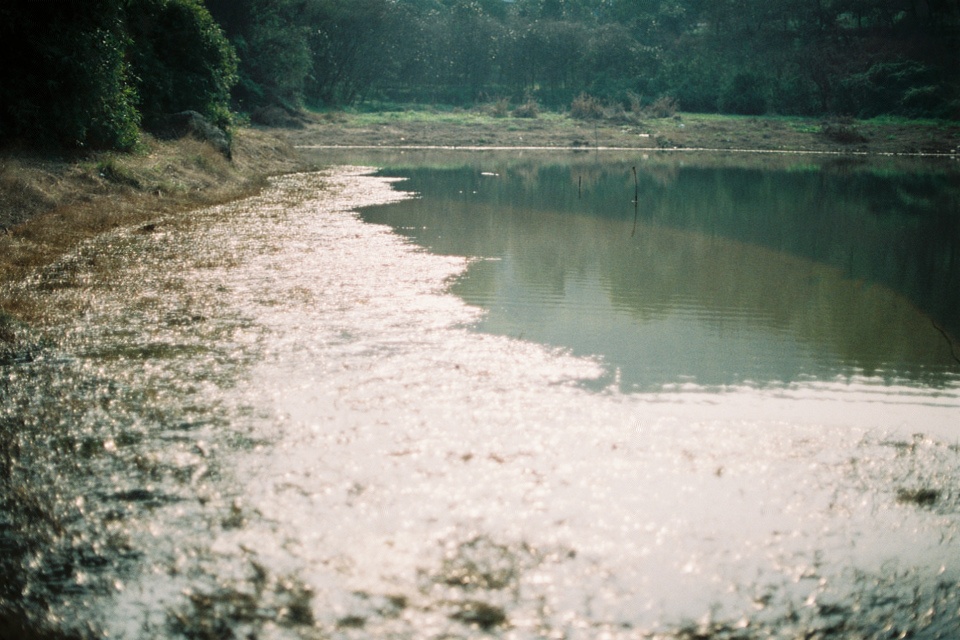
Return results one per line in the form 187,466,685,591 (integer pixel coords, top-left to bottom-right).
569,93,606,120
0,129,310,326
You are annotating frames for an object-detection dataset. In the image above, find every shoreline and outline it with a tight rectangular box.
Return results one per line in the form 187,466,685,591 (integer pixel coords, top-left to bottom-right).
4,163,959,640
0,119,955,640
3,110,959,328
0,128,314,329
283,109,960,156
295,142,960,157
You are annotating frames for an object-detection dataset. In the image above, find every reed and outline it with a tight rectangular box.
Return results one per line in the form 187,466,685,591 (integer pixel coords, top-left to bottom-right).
932,320,960,364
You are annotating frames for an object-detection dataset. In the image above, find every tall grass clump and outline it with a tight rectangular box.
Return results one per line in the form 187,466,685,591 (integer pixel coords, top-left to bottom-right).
512,95,540,119
645,96,679,118
570,93,605,120
489,98,511,118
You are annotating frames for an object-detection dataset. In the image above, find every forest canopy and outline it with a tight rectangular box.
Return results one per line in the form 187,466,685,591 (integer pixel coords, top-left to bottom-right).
1,0,957,151
0,0,235,150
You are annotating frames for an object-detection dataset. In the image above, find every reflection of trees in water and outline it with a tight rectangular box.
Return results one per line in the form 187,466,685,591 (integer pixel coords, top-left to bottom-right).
474,201,952,378
364,156,960,380
600,225,954,379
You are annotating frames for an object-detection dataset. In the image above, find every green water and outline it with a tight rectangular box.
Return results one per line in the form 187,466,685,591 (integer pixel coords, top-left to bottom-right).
358,151,960,391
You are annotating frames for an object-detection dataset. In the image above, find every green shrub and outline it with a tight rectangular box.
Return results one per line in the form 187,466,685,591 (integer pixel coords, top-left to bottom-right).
127,0,238,131
0,1,141,150
718,71,769,116
570,93,605,119
836,60,955,119
770,74,820,116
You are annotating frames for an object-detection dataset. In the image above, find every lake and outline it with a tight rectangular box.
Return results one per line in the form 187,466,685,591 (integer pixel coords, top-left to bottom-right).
357,150,960,393
2,150,959,638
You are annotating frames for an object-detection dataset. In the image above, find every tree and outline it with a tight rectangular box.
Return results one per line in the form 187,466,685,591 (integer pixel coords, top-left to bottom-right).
205,0,312,110
127,0,237,130
0,0,140,150
306,0,401,106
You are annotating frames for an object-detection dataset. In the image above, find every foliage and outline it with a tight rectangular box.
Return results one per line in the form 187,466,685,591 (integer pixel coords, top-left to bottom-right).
205,0,311,111
0,0,237,152
269,0,957,120
3,0,958,154
127,0,237,131
570,93,605,119
0,0,141,150
719,72,770,116
837,60,957,120
305,0,398,107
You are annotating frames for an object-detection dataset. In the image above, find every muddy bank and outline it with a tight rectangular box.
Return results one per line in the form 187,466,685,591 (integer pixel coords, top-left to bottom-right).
0,128,312,637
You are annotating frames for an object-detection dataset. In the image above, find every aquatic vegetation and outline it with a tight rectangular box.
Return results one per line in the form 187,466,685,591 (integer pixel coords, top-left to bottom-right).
897,488,940,507
166,571,316,638
448,599,508,630
433,536,520,592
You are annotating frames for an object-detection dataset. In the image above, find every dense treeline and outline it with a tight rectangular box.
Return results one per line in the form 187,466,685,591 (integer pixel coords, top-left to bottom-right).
1,0,957,151
207,0,958,119
0,0,235,150
298,0,960,117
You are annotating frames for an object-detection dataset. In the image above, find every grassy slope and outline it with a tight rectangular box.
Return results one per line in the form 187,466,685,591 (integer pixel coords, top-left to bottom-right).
0,128,310,328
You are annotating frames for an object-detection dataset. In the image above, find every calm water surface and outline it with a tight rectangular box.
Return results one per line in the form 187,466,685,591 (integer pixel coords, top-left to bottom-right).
357,150,960,393
2,153,959,639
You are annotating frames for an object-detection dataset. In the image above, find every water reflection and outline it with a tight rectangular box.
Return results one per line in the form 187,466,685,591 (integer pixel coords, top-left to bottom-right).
354,151,960,391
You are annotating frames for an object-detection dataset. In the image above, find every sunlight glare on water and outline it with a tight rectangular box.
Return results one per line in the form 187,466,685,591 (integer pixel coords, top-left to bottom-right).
4,165,959,638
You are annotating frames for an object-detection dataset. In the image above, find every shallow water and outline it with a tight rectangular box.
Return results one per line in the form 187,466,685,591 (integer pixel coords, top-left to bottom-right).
2,158,959,638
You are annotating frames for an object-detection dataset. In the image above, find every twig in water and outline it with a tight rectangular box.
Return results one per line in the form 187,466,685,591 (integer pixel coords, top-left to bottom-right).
631,166,639,237
932,320,960,365
578,175,582,200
